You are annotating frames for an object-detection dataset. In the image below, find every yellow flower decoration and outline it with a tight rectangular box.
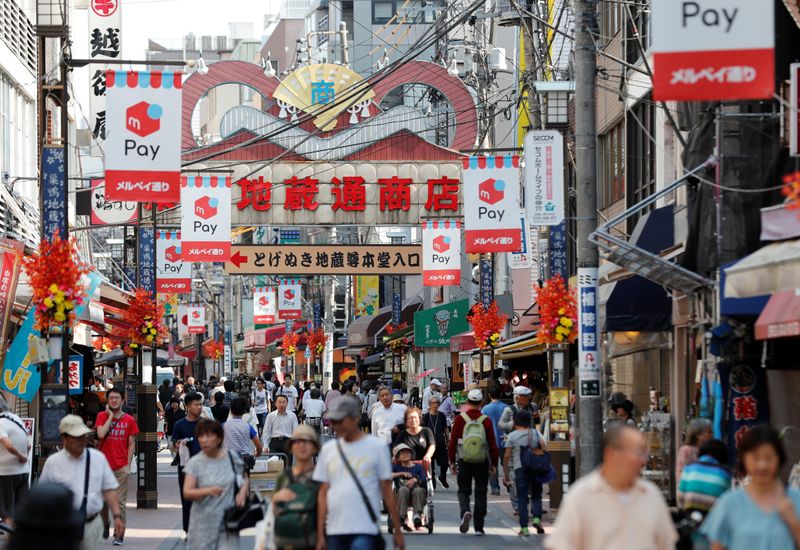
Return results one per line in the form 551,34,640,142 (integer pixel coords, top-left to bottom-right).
49,284,59,293
54,311,66,322
558,308,565,315
64,300,74,310
562,318,573,328
43,297,54,308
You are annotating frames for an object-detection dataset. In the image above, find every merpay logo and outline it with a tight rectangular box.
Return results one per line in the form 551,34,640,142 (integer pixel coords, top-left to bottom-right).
284,289,295,301
126,102,162,137
194,196,218,220
478,178,505,205
432,235,451,254
164,246,181,263
191,310,200,320
258,295,270,307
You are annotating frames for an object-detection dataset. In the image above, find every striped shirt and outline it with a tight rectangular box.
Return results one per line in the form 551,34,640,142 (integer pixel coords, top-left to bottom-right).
677,455,732,512
223,417,257,456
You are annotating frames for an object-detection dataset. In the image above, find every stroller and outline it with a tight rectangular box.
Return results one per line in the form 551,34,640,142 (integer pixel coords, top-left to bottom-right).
388,462,435,534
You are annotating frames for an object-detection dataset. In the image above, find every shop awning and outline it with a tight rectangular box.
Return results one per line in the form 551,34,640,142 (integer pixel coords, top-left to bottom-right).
724,240,800,298
348,297,422,347
755,290,800,340
720,261,769,316
603,275,672,331
494,331,546,360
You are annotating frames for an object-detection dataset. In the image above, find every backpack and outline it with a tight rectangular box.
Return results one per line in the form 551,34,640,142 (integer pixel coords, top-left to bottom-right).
273,471,318,548
459,412,489,463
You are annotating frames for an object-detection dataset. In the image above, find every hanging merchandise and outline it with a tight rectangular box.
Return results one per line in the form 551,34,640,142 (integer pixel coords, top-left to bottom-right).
463,156,522,253
187,304,206,334
156,231,190,293
253,287,277,324
524,130,565,226
278,279,302,320
180,175,233,262
104,71,182,202
422,220,461,286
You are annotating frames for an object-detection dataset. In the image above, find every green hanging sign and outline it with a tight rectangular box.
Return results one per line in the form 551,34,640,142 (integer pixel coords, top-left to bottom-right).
413,299,470,348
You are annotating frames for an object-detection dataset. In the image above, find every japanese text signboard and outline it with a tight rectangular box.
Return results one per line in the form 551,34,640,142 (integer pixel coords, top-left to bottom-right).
510,215,533,270
253,287,277,324
578,268,600,397
480,257,494,310
104,70,182,202
719,362,769,454
138,226,155,298
187,305,206,335
414,299,470,347
278,280,303,320
0,239,23,358
549,221,568,280
180,176,233,262
88,0,121,156
422,221,461,287
525,131,564,226
652,0,775,101
67,355,83,395
224,245,423,275
90,179,137,225
463,156,522,253
42,148,67,240
156,231,190,294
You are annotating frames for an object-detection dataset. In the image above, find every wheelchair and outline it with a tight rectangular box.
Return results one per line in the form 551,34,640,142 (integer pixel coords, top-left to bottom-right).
388,462,435,534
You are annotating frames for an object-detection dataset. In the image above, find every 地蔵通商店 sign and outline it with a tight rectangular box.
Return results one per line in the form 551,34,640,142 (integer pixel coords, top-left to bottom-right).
652,0,774,101
253,287,277,324
278,280,302,320
525,130,564,226
224,245,422,275
422,221,460,287
104,70,182,202
156,231,190,294
187,305,206,335
414,299,470,347
180,176,233,262
463,156,522,253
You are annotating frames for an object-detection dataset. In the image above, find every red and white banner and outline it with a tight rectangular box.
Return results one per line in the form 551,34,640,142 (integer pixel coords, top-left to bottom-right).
463,156,522,253
254,287,277,324
104,70,182,202
187,305,206,334
422,221,461,286
278,279,302,320
0,239,23,350
653,0,774,101
90,179,137,225
177,305,189,338
88,0,121,157
181,176,232,262
156,231,190,294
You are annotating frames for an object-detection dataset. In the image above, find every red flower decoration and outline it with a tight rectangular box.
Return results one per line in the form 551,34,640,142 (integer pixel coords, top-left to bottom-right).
782,172,800,211
467,302,507,350
535,274,578,345
282,332,299,356
203,339,224,359
111,289,168,355
307,328,327,357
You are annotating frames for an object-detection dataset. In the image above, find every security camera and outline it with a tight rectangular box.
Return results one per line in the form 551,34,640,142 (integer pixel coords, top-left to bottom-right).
1,172,9,185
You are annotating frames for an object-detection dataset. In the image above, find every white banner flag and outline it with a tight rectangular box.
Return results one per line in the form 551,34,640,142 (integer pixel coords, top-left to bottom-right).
88,0,121,157
156,231,190,294
463,156,522,253
253,287,277,324
422,221,461,286
187,305,206,335
181,176,232,262
105,70,182,202
278,279,302,320
177,305,189,338
90,178,137,225
525,131,565,226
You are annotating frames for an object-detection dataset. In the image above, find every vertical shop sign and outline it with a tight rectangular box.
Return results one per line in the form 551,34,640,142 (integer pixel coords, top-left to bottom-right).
578,268,600,397
187,305,206,334
138,226,155,297
313,302,322,330
353,276,380,318
180,176,233,262
0,239,23,356
253,287,277,324
90,179,138,225
422,221,461,286
67,355,83,395
278,279,302,320
548,221,568,280
510,215,533,270
104,70,182,202
156,231,190,293
42,148,67,240
177,304,189,338
88,0,121,156
392,286,402,327
719,362,769,455
525,130,564,226
479,257,494,310
463,156,522,253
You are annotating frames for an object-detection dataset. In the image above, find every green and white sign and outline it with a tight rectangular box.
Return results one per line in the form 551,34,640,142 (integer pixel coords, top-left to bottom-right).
414,299,470,347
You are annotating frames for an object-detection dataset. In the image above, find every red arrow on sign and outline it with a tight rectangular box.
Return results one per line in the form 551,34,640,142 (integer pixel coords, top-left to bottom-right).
230,251,248,268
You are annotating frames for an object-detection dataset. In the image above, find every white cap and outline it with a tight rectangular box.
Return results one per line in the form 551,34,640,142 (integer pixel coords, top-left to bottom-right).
467,389,483,402
59,414,92,437
513,385,532,396
430,378,441,386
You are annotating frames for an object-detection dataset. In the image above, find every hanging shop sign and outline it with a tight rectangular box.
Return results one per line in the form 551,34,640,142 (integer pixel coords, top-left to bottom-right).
510,215,533,270
187,305,206,334
90,179,137,225
719,362,769,453
66,355,83,395
652,0,775,101
354,276,379,318
278,279,303,320
177,304,189,338
42,148,67,240
180,176,233,262
104,70,182,202
422,221,461,287
414,299,470,347
577,268,600,397
156,231,190,294
224,245,422,275
480,257,494,310
525,131,564,226
138,226,155,297
0,239,23,357
253,287,277,324
314,303,322,330
392,288,402,327
549,221,568,280
88,0,121,157
463,156,522,253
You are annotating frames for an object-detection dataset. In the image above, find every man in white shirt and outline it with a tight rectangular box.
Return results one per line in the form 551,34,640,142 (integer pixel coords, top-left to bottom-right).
251,378,271,436
39,415,122,550
421,378,442,414
371,386,407,444
0,396,30,523
262,395,299,464
275,376,299,413
301,388,326,433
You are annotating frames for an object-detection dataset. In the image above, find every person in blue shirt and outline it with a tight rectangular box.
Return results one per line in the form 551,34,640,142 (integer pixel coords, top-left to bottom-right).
171,392,204,535
677,438,732,514
701,425,800,550
392,443,428,531
481,383,510,495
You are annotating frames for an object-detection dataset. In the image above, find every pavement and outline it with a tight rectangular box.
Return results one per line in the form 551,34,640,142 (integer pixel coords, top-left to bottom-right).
114,453,552,549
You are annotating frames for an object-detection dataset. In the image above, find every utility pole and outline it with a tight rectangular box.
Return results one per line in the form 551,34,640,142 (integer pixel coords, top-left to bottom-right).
573,0,603,475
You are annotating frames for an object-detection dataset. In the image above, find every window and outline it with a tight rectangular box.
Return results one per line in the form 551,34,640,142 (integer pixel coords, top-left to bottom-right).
373,0,395,24
545,91,569,125
626,97,656,226
598,121,625,208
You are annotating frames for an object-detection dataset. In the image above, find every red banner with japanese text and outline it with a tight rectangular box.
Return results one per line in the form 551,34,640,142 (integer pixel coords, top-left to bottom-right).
0,239,23,354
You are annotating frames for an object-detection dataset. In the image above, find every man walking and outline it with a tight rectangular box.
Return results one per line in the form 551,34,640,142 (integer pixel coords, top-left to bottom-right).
95,387,139,545
545,425,677,550
421,378,441,414
39,415,122,550
276,375,299,413
448,389,498,535
262,394,298,463
481,383,509,495
0,394,30,524
371,386,407,445
251,378,271,435
314,397,404,550
499,385,538,513
171,392,203,535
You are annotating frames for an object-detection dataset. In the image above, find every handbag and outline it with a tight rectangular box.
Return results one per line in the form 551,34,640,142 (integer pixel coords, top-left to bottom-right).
223,451,264,532
336,440,386,550
520,429,551,476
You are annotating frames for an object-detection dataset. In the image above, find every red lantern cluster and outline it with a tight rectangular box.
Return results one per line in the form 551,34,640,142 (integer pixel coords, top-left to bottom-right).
535,274,578,345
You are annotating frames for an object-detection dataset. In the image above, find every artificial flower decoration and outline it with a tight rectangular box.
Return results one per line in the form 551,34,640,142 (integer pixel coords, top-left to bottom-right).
467,302,507,350
202,339,224,360
23,235,89,333
307,328,327,357
782,171,800,211
112,288,168,355
92,337,116,353
535,274,578,345
282,332,298,356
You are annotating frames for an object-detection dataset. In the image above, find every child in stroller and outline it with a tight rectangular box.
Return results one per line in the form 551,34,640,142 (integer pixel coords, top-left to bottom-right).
391,443,429,531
